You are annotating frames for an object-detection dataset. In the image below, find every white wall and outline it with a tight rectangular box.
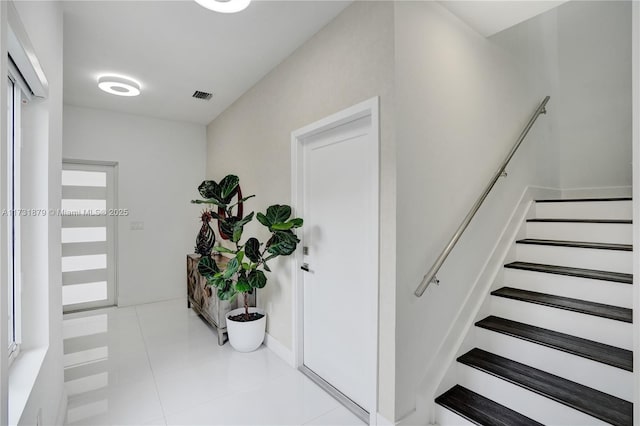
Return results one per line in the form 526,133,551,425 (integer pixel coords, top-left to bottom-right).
63,105,206,307
555,1,631,190
205,1,397,419
493,1,632,191
0,1,66,425
394,1,558,419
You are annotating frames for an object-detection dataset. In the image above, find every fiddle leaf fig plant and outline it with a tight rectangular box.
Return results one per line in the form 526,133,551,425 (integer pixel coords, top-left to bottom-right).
191,175,303,320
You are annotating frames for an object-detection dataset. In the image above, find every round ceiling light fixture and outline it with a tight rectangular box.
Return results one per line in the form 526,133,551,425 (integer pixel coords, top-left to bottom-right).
97,75,142,97
194,0,251,13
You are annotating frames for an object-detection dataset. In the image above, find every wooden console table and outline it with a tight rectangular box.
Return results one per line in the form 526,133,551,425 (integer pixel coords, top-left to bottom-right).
186,254,236,345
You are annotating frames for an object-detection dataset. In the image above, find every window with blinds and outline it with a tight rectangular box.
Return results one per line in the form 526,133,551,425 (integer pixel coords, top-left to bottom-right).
61,162,117,312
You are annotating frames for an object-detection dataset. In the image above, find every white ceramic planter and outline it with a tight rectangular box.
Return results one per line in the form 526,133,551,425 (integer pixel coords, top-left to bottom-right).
225,307,266,352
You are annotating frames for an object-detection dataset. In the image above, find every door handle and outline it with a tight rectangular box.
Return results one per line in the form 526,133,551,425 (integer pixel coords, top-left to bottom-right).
301,263,310,272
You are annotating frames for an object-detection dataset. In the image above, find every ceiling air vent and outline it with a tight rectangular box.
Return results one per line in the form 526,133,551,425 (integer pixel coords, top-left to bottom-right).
192,90,213,101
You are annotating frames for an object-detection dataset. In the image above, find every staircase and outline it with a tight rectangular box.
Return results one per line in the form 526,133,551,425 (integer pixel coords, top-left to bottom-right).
435,197,634,425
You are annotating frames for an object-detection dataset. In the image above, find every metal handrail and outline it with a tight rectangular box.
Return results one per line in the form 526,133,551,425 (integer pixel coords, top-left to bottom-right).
414,96,550,297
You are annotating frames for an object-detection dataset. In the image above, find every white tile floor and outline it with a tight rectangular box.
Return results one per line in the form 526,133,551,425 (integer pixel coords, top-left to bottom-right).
63,298,364,426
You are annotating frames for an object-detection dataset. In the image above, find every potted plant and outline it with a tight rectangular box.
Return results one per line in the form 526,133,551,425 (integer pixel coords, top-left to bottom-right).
192,175,303,352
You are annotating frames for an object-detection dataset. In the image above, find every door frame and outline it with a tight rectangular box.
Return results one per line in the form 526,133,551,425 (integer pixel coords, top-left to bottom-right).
290,97,380,423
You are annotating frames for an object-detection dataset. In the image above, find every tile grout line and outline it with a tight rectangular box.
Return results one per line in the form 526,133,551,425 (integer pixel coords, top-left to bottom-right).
135,305,169,426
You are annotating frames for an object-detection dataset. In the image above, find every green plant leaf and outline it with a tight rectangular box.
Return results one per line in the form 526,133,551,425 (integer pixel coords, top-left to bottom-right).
236,251,245,264
270,218,303,231
236,212,255,227
256,212,270,227
223,257,239,279
198,180,220,200
209,210,224,220
270,222,294,230
208,275,225,288
228,195,256,209
266,230,300,256
242,262,251,271
219,217,238,240
197,256,219,278
219,175,240,203
265,205,292,226
235,277,251,293
231,212,254,243
214,245,235,254
289,218,303,228
244,237,261,263
232,227,243,243
217,280,237,300
249,270,267,289
191,199,225,207
262,262,271,272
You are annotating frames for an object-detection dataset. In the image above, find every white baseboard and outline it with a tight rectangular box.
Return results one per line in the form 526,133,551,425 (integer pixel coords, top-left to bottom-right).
55,389,68,426
560,185,632,198
264,333,295,367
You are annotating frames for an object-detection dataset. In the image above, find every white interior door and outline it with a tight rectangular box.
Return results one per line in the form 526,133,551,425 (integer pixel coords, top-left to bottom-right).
61,162,117,312
298,101,379,416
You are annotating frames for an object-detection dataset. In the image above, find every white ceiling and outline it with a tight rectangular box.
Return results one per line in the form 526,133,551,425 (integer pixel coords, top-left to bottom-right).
439,1,568,37
63,1,351,125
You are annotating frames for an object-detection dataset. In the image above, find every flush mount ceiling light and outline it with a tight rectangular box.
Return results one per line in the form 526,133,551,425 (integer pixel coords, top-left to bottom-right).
194,0,251,13
97,75,141,97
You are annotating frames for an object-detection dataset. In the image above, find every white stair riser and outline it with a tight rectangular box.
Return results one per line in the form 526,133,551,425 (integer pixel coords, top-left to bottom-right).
475,328,633,401
435,405,475,426
516,244,632,274
490,297,632,350
535,201,632,220
458,364,609,425
504,268,633,308
526,222,632,244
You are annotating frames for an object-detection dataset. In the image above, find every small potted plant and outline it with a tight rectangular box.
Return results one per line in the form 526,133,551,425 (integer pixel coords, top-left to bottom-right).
192,175,303,352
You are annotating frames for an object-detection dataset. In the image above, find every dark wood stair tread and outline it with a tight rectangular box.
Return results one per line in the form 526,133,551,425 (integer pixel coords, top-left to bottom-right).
527,218,632,224
535,197,632,203
516,238,632,251
476,316,632,371
492,287,632,323
458,348,633,426
504,261,632,284
435,384,543,426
